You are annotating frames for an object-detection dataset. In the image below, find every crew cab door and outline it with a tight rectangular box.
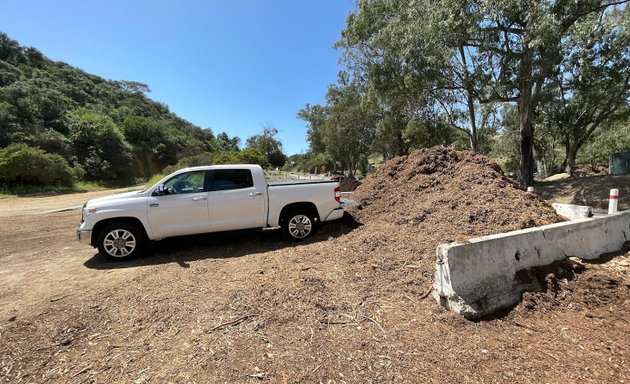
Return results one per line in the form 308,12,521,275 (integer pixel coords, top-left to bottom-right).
208,168,267,231
147,170,210,238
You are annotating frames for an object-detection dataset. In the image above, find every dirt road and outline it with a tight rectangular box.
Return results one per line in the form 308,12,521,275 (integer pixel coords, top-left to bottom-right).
0,185,629,383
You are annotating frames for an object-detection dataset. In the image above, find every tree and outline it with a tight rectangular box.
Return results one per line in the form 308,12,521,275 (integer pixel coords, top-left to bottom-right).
245,125,287,168
215,132,241,152
579,116,630,166
114,80,151,94
297,104,328,154
322,75,376,176
338,0,496,155
340,0,628,185
66,109,132,180
545,5,630,173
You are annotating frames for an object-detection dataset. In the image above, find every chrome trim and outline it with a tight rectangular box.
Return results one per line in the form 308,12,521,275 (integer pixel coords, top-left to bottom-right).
77,229,93,245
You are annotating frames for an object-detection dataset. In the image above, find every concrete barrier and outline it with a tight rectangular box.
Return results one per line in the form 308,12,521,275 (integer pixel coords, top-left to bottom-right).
433,210,630,319
552,203,594,220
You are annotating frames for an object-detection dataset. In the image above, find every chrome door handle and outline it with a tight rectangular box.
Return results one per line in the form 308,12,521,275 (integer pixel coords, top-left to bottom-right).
249,192,263,196
192,196,207,201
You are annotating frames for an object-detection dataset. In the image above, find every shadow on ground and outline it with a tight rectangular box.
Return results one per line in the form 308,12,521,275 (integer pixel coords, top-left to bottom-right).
84,213,361,270
536,173,629,210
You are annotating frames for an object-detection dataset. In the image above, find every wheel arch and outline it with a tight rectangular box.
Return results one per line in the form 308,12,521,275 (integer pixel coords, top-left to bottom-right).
91,217,149,246
279,202,319,225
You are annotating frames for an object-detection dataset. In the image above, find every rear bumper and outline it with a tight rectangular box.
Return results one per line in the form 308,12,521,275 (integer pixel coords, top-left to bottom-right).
324,208,344,222
76,229,92,245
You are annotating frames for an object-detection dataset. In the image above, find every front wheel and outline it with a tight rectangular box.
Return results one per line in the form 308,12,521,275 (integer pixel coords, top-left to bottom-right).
282,210,316,241
97,223,145,261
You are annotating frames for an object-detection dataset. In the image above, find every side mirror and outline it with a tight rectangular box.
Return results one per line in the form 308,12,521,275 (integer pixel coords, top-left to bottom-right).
154,184,167,196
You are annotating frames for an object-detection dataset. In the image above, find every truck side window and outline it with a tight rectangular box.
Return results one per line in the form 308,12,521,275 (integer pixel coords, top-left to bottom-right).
163,171,206,194
212,169,254,191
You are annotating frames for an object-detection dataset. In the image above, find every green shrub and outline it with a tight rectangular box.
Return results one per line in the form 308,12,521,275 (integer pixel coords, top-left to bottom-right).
236,148,269,168
66,108,132,180
146,173,165,186
0,143,73,185
162,149,269,174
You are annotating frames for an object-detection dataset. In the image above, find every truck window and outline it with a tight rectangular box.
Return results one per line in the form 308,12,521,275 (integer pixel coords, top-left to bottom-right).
212,169,254,191
163,171,206,194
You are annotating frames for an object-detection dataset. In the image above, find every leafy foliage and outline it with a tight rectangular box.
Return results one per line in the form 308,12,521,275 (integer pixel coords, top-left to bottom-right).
0,143,73,185
298,1,629,181
0,32,241,185
245,125,287,168
162,148,269,175
579,118,630,166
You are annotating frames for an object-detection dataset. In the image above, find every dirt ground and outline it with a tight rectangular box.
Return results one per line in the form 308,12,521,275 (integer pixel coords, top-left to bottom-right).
0,166,629,383
536,173,630,211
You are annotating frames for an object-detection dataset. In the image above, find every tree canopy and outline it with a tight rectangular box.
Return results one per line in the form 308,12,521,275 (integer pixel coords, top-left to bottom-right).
299,0,629,183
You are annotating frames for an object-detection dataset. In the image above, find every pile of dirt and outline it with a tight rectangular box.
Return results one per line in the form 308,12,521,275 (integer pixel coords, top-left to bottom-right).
349,146,563,239
338,176,359,192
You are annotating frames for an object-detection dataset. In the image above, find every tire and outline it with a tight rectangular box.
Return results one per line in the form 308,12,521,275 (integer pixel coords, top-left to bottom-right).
97,223,145,261
282,210,316,241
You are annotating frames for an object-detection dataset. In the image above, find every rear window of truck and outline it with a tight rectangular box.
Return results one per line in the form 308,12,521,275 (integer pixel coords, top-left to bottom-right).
211,169,254,191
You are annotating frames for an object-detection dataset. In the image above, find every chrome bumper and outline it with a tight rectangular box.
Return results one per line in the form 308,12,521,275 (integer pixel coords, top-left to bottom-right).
324,208,344,222
76,229,93,245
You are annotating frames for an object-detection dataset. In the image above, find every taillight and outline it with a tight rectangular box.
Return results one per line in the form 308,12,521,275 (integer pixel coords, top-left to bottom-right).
334,186,341,203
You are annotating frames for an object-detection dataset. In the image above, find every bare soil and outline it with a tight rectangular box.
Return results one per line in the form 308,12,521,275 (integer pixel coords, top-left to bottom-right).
536,173,630,211
1,149,628,383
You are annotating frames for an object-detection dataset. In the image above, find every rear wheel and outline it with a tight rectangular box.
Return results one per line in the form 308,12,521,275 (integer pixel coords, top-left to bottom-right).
282,210,316,241
97,223,145,261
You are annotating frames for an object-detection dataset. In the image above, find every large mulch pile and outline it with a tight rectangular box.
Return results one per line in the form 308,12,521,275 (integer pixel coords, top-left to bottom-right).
350,146,563,237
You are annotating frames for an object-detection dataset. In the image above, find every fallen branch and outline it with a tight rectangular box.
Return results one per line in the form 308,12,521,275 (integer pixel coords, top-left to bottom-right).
208,314,259,332
362,315,385,333
541,350,559,361
509,320,537,332
50,294,70,303
319,318,358,326
71,366,91,377
419,284,433,300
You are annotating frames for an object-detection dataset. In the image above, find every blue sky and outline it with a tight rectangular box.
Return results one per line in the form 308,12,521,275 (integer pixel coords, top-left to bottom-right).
2,0,355,154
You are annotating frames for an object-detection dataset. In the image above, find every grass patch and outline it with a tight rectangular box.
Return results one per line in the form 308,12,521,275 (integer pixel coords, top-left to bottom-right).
146,174,165,186
0,178,147,198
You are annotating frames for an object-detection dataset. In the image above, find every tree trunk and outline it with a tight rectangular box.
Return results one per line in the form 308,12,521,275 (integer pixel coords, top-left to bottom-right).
467,97,478,153
348,157,355,177
534,146,547,179
518,46,535,187
459,46,478,153
564,139,579,175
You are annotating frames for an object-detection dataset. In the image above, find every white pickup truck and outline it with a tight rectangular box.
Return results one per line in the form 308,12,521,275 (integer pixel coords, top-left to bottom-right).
77,164,344,261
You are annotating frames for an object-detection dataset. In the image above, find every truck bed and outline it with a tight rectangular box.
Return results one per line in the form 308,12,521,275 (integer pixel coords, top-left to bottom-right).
268,179,337,187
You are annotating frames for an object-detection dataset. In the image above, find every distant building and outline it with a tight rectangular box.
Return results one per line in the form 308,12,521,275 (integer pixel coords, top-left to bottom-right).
609,152,630,175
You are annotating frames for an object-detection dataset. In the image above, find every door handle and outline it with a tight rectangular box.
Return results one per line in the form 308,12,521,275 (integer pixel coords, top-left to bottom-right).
249,192,263,196
192,196,208,201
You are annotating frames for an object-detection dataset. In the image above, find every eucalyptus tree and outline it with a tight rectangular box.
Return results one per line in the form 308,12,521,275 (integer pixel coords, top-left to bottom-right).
339,0,492,155
245,125,287,168
297,103,328,154
544,4,630,173
340,0,628,185
322,75,377,175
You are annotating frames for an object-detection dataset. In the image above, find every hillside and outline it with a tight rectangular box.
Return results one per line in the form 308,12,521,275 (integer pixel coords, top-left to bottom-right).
0,32,239,185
